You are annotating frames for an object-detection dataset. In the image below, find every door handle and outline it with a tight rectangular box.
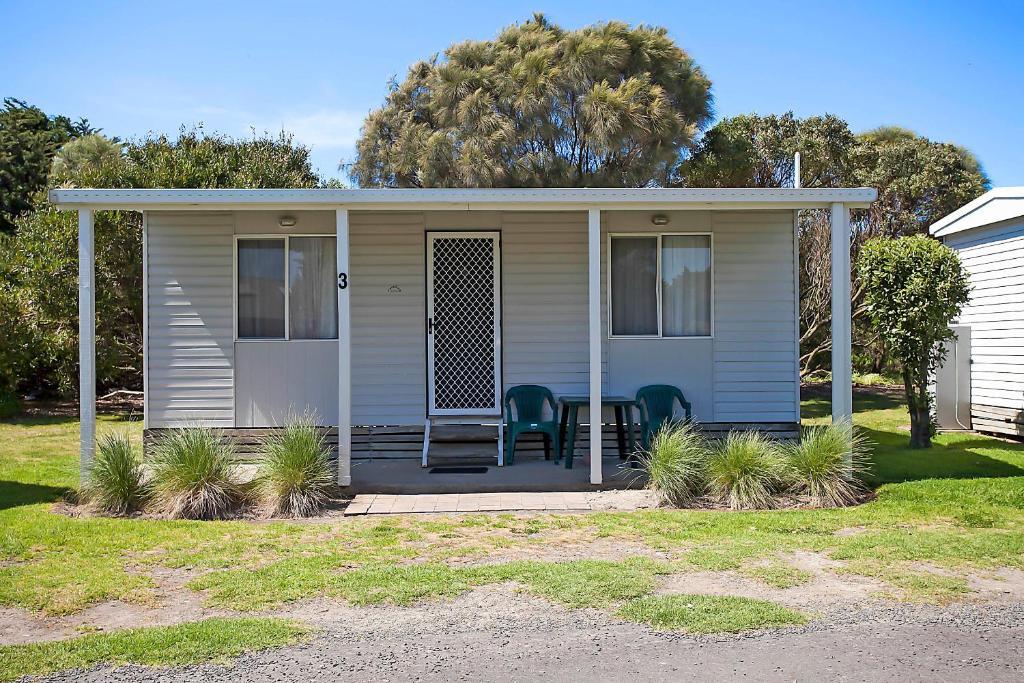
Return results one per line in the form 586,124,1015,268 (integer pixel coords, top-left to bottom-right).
428,317,434,334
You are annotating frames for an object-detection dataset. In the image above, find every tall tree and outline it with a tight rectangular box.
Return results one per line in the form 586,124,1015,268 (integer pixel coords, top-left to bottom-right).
0,99,94,233
3,128,322,398
351,14,712,188
853,126,990,237
676,112,854,189
675,113,988,377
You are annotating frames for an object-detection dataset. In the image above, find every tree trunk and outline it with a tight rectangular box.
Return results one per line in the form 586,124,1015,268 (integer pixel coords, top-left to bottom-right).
904,361,933,449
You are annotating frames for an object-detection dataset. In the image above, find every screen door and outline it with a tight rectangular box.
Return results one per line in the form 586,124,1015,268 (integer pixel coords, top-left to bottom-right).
426,232,501,416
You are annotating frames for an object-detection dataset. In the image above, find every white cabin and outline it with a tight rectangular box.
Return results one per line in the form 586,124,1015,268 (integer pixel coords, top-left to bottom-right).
51,187,874,490
931,187,1024,437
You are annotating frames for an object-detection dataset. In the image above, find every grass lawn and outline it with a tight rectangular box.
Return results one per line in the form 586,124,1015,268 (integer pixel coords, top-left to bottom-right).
618,594,807,634
0,617,308,683
1,389,1023,676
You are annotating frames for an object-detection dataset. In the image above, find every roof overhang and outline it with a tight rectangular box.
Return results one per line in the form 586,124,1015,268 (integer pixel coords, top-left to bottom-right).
48,187,877,212
930,187,1024,238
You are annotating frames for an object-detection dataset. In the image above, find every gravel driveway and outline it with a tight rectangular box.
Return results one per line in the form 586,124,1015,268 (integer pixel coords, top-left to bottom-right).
36,597,1024,682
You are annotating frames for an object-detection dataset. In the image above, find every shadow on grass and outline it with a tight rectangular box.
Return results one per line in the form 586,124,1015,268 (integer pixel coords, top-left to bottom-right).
860,425,1024,485
0,413,140,427
0,479,70,509
802,387,904,420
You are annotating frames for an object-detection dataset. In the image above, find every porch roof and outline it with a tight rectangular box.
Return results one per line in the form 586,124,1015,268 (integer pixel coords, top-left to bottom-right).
49,187,877,212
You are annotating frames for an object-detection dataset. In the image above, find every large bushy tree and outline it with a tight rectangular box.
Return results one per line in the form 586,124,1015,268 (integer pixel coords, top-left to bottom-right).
351,14,713,188
675,112,988,377
858,236,970,448
676,112,854,189
854,126,990,237
2,128,322,398
0,98,95,233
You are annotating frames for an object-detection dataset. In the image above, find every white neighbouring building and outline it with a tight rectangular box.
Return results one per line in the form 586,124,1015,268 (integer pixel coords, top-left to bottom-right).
931,187,1024,436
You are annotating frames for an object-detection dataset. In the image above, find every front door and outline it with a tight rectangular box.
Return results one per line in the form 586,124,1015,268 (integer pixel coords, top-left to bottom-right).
426,232,501,416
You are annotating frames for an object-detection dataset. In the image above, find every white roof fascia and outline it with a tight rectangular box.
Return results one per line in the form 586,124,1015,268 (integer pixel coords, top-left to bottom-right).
49,187,877,211
930,187,1024,237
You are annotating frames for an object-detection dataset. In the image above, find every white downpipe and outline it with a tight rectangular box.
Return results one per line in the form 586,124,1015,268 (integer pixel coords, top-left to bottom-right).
336,209,352,486
588,208,602,485
78,209,96,482
830,202,853,424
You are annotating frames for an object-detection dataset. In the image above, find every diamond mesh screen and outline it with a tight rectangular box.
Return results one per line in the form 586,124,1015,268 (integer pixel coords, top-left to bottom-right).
431,237,497,413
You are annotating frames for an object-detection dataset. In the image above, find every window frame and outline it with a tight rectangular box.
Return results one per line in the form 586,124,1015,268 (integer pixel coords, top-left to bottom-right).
606,232,714,340
233,234,338,342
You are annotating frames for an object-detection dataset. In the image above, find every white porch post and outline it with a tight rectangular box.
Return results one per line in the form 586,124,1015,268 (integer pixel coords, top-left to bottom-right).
336,209,352,486
830,202,853,424
588,208,603,485
78,209,96,482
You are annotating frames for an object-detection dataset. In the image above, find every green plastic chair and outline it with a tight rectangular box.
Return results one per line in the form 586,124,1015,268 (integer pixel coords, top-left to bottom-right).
635,384,692,450
504,385,561,465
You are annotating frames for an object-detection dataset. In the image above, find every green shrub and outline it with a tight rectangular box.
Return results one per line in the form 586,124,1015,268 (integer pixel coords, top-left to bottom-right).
149,427,241,519
705,431,785,510
83,432,146,515
785,422,871,507
636,422,707,507
255,415,334,517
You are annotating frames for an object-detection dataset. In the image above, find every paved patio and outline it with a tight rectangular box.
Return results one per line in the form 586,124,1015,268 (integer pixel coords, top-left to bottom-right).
343,489,658,515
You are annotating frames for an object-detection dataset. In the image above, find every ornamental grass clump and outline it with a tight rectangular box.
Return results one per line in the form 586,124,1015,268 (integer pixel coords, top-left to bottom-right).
149,427,241,520
256,415,334,517
705,431,786,510
785,422,871,507
636,422,708,507
84,431,147,515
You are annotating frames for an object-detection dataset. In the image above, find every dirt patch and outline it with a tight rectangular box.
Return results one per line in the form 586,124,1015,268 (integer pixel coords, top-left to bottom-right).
584,489,659,510
966,568,1024,602
20,396,144,419
270,582,614,637
446,535,670,567
54,495,355,523
908,562,1024,604
0,567,226,646
660,551,889,610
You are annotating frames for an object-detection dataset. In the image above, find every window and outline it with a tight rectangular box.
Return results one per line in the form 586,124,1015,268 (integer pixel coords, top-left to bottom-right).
236,237,338,340
609,234,712,338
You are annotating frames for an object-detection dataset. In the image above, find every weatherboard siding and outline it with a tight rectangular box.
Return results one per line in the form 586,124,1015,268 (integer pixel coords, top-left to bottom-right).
710,211,799,423
945,218,1024,421
145,209,799,429
146,211,235,427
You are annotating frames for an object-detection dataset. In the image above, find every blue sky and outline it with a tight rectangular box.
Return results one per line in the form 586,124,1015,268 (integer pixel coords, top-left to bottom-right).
3,0,1022,186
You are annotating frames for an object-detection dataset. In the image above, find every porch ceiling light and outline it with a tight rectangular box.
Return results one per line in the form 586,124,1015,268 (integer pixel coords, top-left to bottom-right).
651,213,670,226
277,215,298,228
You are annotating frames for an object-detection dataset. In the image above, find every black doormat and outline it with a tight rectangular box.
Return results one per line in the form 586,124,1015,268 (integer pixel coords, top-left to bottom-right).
428,466,489,475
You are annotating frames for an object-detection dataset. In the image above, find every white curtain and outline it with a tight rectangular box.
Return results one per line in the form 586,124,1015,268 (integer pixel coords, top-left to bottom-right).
237,239,285,338
289,237,338,340
662,235,712,337
611,237,658,336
